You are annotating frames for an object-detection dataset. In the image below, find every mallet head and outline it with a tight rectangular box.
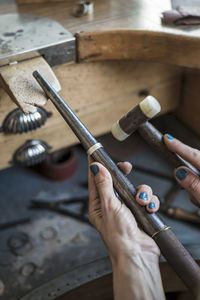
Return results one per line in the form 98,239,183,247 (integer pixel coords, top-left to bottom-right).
111,96,161,141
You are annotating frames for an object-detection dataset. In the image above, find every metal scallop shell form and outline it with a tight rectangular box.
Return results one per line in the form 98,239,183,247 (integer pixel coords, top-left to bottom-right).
13,140,50,167
1,107,52,134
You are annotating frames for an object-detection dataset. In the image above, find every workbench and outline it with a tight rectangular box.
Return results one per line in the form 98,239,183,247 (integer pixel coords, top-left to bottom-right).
0,0,200,169
0,1,200,299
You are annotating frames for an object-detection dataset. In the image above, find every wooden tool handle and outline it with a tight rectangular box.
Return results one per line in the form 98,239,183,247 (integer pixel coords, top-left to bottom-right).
138,122,200,176
167,207,200,224
154,228,200,297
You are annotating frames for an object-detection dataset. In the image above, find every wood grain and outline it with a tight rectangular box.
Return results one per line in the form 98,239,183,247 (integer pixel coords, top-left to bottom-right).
176,69,200,137
77,30,200,69
0,60,181,169
17,0,64,3
1,0,200,68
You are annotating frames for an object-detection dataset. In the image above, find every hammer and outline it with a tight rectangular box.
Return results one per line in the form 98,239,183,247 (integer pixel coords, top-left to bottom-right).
111,96,200,176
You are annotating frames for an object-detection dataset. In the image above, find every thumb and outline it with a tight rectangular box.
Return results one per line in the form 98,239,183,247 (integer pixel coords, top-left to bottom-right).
174,167,200,207
90,163,121,211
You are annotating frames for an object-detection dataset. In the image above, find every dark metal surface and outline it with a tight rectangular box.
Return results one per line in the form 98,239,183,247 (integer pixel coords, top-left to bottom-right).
20,257,112,300
0,135,200,299
0,146,108,300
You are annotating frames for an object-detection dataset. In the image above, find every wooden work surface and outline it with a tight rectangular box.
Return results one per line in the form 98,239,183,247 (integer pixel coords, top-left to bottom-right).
0,0,200,169
0,61,181,168
1,0,200,67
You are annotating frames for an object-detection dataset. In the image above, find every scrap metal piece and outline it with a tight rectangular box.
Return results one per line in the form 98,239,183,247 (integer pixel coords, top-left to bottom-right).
0,107,52,134
0,14,75,67
73,1,94,17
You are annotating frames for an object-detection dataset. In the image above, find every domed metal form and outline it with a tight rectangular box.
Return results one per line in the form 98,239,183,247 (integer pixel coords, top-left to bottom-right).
12,140,50,167
0,107,52,134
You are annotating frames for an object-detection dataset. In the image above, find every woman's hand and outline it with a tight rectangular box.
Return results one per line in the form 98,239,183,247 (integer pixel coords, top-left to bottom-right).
88,157,165,300
164,134,200,207
88,157,160,261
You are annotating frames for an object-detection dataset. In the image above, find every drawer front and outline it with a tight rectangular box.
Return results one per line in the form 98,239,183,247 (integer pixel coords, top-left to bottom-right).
0,60,182,170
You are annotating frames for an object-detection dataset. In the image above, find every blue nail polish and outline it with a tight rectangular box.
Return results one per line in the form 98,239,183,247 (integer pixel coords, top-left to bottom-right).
166,134,174,140
90,164,99,176
115,191,120,199
149,202,155,209
139,192,148,201
176,168,187,180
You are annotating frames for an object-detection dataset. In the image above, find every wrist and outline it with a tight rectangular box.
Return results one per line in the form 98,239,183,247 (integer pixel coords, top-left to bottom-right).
111,249,165,300
110,245,159,270
109,243,141,267
108,232,160,267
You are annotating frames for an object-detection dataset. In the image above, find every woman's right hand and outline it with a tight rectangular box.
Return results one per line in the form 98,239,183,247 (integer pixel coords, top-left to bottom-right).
164,134,200,207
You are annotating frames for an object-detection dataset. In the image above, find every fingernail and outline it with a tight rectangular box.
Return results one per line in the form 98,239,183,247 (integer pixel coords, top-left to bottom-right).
166,134,174,140
115,191,120,199
139,192,148,201
148,202,155,209
90,164,99,176
176,168,187,180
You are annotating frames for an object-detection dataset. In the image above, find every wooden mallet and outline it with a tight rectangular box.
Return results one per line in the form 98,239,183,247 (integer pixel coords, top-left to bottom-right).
111,96,200,176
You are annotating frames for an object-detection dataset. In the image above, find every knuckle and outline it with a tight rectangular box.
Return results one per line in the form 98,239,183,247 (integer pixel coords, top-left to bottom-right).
89,214,96,227
96,177,107,189
191,148,200,166
106,196,116,210
96,172,110,187
187,176,200,193
192,148,200,158
144,184,152,193
88,213,93,224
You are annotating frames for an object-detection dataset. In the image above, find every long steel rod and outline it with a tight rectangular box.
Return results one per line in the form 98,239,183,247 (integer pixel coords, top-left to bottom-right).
33,70,200,296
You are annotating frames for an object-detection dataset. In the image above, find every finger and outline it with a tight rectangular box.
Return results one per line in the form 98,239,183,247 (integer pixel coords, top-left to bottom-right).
117,161,132,175
174,167,200,207
189,195,200,207
88,157,102,226
136,184,152,206
89,162,121,212
88,156,98,204
164,134,200,169
146,195,160,213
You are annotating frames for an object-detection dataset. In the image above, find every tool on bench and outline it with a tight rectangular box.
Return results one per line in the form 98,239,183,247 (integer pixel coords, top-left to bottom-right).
30,196,89,225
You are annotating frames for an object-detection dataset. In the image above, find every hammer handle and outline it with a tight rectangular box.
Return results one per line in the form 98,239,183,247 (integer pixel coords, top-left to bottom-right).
138,122,200,176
